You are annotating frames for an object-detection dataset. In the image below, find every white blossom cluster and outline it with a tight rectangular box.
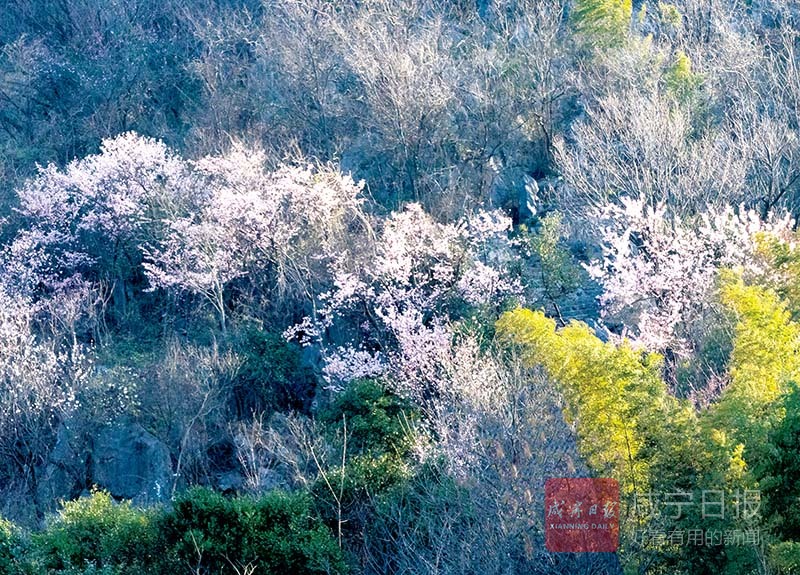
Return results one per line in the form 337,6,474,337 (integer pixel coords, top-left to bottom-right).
586,196,795,354
0,286,87,461
293,202,522,389
4,133,370,334
7,132,193,297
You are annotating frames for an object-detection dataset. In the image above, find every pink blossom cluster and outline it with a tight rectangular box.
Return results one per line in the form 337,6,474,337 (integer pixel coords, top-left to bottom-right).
295,202,522,388
5,132,192,299
4,133,370,333
587,197,795,354
320,347,387,391
143,144,369,328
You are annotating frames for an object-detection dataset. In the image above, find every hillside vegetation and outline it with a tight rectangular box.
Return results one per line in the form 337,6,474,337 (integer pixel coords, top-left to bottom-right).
2,0,800,573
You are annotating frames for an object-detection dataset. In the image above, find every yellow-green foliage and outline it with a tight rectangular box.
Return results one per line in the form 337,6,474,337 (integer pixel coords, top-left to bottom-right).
658,2,682,27
754,232,800,316
665,50,702,102
496,309,695,497
33,490,159,574
571,0,632,48
497,272,800,573
0,517,26,575
636,3,646,25
521,212,581,301
705,271,800,478
770,541,800,574
720,272,800,405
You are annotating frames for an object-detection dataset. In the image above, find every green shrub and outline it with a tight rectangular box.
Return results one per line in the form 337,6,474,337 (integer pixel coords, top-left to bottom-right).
0,517,29,575
310,452,412,528
658,2,682,27
32,491,160,575
162,487,346,575
243,492,346,575
318,379,417,457
160,487,243,573
519,213,582,305
762,382,800,541
665,50,703,104
571,0,632,48
496,308,697,497
706,272,800,477
232,327,316,416
770,541,800,574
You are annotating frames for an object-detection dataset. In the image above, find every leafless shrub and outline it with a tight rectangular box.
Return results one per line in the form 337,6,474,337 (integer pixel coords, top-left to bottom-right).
139,338,241,492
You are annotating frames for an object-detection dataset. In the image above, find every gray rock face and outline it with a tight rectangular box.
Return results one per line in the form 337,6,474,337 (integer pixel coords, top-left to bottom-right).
91,423,173,504
216,470,244,493
36,423,86,507
35,421,174,512
518,175,539,221
488,166,528,214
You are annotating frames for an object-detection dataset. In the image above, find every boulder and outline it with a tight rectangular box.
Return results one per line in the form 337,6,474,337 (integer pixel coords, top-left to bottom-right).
36,423,87,508
91,423,172,504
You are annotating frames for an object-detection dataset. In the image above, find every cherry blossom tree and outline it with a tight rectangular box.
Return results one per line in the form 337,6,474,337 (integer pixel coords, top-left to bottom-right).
3,132,195,329
586,196,795,357
288,202,523,393
192,146,370,304
142,218,242,335
0,285,87,498
142,144,371,331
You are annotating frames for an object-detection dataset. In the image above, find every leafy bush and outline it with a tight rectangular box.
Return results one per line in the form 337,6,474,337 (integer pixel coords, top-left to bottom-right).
496,308,696,496
0,517,28,575
519,212,582,306
318,379,416,457
762,383,800,542
32,490,160,575
496,308,704,572
665,50,703,104
706,272,800,476
658,2,682,27
770,541,800,574
310,380,417,552
571,0,632,48
162,487,346,575
232,327,316,416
